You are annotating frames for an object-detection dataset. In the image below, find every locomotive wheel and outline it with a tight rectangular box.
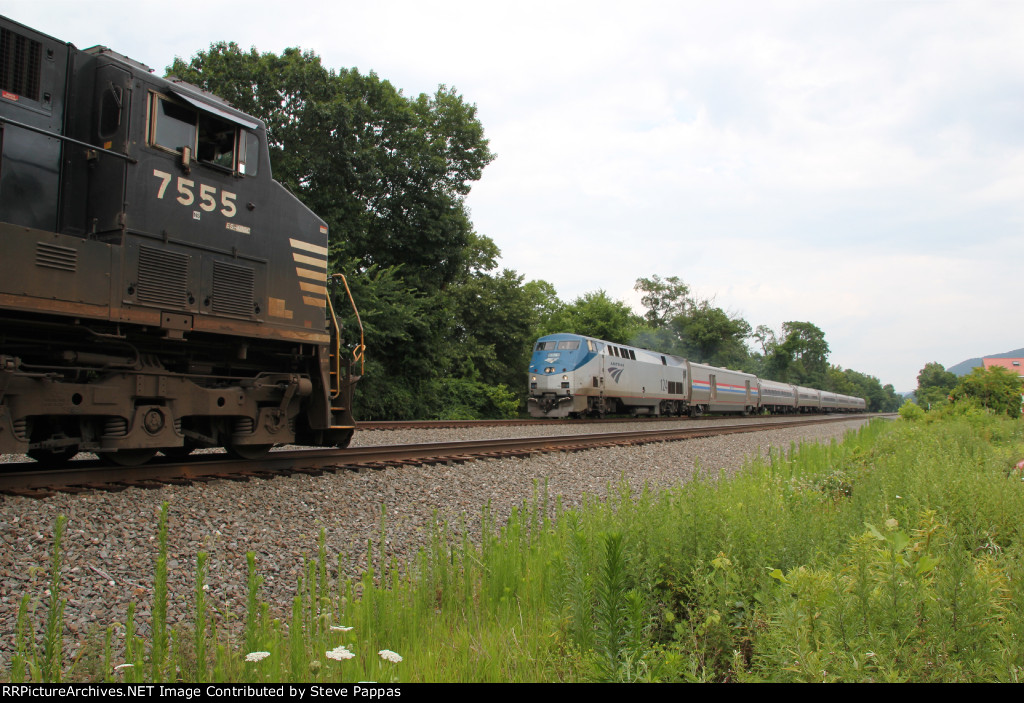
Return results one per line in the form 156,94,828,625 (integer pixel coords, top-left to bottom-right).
226,443,272,460
100,449,158,467
27,446,79,465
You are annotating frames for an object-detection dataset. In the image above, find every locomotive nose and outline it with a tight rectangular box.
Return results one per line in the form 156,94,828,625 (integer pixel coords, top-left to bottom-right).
530,369,572,393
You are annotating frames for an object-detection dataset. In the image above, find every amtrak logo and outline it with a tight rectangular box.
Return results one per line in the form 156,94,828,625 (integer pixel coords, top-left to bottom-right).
608,366,624,383
545,353,561,363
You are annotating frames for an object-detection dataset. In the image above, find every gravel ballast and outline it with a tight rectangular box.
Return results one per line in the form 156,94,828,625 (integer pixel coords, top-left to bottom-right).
0,418,870,663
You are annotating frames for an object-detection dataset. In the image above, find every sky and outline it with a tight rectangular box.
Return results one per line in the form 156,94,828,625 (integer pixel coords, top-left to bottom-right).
7,0,1023,391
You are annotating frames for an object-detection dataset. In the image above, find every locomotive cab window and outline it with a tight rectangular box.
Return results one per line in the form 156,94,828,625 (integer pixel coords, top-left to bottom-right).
238,129,259,176
149,92,258,175
196,111,236,170
151,94,197,155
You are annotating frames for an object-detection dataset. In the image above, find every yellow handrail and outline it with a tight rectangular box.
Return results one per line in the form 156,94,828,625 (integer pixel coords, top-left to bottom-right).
333,273,365,376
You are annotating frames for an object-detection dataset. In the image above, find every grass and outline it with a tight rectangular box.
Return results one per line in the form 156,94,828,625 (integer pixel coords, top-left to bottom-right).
5,410,1024,682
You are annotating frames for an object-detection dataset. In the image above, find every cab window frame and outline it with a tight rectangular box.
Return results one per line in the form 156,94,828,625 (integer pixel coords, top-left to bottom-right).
149,92,198,158
147,91,258,177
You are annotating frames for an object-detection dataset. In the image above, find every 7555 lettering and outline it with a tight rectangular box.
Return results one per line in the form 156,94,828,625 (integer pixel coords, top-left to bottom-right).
153,169,237,218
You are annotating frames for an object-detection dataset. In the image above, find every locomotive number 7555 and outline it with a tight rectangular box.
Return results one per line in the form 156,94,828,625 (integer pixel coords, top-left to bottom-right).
152,169,237,218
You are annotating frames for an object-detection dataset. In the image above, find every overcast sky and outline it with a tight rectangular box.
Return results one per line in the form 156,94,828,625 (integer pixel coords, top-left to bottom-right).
8,0,1023,391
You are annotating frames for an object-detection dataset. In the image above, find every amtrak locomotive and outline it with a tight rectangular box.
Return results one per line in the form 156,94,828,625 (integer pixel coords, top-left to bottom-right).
527,333,865,418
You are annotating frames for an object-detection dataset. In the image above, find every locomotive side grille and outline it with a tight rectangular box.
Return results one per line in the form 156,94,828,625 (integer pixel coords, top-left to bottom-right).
35,242,78,271
211,261,255,317
0,28,42,101
136,245,189,308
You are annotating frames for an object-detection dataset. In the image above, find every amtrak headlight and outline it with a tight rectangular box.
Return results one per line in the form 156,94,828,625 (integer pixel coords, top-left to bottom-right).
562,375,568,381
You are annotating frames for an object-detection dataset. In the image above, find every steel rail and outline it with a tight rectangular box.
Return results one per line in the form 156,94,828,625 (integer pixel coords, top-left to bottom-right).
0,415,873,496
357,413,879,431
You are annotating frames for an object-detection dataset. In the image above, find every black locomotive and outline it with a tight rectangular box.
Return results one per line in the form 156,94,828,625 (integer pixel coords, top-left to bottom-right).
0,16,360,465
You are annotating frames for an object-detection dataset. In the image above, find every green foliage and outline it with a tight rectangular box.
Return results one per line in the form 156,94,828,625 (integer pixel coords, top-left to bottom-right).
151,504,170,680
950,366,1023,417
426,377,520,420
633,275,752,368
899,399,926,421
635,275,691,327
916,362,958,409
541,290,642,345
767,321,830,387
42,515,67,683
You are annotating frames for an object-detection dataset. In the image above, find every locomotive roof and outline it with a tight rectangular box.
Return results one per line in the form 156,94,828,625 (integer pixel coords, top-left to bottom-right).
83,44,153,74
82,42,263,132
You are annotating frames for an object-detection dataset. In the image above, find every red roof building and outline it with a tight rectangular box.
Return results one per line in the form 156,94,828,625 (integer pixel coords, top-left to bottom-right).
982,358,1024,376
982,358,1024,414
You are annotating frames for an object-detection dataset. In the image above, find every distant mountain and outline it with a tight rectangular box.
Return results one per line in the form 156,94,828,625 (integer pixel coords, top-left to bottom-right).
947,348,1024,376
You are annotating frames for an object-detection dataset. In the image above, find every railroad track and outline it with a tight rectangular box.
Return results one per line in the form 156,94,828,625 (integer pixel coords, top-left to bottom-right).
0,415,875,497
358,414,875,430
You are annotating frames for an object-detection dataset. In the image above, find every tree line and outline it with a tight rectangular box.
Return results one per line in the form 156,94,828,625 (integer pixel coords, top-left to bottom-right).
170,46,900,418
910,362,1022,417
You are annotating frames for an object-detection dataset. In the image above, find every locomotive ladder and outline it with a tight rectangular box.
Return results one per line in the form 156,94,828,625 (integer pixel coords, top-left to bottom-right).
327,274,365,428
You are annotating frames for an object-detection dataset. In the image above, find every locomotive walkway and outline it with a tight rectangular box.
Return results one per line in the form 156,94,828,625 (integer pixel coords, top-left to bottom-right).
0,415,878,497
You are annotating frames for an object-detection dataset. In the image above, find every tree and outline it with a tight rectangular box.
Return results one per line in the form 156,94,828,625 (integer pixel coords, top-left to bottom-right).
752,324,778,356
672,301,752,368
950,366,1023,416
768,322,830,387
541,290,642,344
522,279,564,339
633,275,753,368
634,275,690,327
168,45,494,291
915,362,957,409
880,384,903,412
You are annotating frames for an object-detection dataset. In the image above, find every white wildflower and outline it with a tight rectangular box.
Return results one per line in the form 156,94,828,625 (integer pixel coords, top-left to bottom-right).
378,649,403,664
330,625,353,632
327,645,355,661
245,651,271,662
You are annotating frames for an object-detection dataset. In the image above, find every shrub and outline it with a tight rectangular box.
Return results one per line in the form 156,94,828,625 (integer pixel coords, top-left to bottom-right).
898,399,925,421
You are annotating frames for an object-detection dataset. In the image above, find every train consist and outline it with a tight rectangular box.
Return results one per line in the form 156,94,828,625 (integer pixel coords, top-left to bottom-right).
528,333,866,418
0,16,360,464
